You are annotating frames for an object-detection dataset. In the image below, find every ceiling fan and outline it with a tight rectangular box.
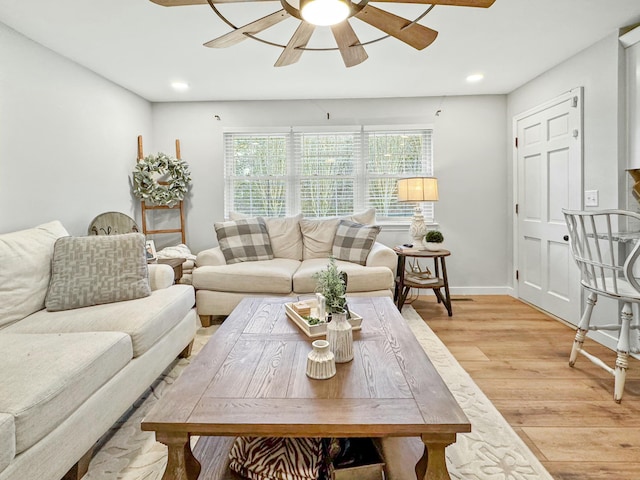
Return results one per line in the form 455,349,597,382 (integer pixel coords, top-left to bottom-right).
150,0,496,67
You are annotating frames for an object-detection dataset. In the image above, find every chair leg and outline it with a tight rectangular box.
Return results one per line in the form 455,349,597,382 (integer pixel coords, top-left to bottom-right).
570,292,597,367
614,303,633,403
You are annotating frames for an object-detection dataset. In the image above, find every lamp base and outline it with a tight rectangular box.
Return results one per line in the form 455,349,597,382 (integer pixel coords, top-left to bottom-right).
409,206,428,250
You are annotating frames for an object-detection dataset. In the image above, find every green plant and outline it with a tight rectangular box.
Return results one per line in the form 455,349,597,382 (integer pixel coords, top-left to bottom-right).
313,257,347,314
425,230,444,243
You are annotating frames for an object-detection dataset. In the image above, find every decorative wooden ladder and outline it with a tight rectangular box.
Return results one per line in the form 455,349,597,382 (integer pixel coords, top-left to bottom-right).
137,135,186,244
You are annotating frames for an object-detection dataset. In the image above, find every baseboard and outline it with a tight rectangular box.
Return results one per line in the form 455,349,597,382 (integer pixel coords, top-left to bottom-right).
409,286,512,297
448,286,513,295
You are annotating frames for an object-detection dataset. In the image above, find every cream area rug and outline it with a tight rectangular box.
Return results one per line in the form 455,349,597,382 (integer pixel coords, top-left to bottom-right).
83,306,554,480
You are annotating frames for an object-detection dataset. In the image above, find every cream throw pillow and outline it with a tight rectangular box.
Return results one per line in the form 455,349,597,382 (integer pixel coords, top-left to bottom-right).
0,221,69,328
229,212,303,261
300,208,377,260
349,207,376,225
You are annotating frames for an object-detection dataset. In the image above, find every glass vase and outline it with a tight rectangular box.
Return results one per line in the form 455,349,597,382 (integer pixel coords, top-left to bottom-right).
326,310,353,363
306,339,336,379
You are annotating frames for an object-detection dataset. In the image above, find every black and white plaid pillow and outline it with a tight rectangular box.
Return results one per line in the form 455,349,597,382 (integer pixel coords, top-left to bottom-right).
214,218,274,264
332,220,381,266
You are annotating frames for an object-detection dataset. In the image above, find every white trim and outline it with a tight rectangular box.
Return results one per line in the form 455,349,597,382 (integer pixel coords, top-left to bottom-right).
406,286,513,301
448,286,513,295
293,125,361,133
223,125,363,133
222,126,291,134
377,221,438,232
363,123,434,131
620,25,640,48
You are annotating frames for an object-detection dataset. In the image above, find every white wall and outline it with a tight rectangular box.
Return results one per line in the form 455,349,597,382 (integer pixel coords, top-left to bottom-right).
507,32,625,284
0,22,152,236
507,33,626,346
152,95,509,293
0,21,509,293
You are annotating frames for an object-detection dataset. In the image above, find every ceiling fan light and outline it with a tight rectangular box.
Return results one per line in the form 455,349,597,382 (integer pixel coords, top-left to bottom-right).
301,0,350,27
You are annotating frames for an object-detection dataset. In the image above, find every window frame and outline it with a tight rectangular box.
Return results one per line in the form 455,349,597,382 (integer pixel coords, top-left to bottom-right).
223,125,434,223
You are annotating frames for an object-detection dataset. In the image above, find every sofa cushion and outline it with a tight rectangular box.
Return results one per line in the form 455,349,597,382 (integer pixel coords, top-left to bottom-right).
5,285,195,357
0,220,69,329
0,332,132,454
349,208,377,225
193,259,300,294
0,413,15,473
299,218,340,260
332,220,381,266
45,233,151,312
215,218,274,264
299,209,378,260
230,212,304,261
293,258,394,294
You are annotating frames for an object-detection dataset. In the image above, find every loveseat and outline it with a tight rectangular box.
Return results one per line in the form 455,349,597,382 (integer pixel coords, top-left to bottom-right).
0,221,198,480
193,209,397,321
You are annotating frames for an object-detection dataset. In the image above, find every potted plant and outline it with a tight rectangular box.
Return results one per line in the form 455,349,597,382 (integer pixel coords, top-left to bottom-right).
313,257,348,319
424,230,444,251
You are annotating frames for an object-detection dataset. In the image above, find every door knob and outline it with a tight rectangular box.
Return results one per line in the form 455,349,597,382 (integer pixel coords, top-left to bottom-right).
563,235,569,241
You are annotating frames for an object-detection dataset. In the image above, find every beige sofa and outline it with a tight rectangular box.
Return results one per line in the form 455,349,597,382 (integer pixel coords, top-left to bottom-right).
193,210,398,321
0,221,198,480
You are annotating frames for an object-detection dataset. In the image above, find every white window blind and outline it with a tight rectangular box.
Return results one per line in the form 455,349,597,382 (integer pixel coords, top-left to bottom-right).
224,133,288,217
294,131,360,217
365,129,434,220
224,127,434,221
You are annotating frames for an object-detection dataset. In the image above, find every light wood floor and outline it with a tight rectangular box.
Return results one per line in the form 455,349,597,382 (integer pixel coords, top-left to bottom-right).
411,294,640,480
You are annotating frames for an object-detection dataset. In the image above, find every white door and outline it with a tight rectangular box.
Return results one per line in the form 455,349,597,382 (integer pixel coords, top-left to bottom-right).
515,88,582,324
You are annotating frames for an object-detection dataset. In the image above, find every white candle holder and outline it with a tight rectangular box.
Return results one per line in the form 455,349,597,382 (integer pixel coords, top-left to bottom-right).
306,339,336,379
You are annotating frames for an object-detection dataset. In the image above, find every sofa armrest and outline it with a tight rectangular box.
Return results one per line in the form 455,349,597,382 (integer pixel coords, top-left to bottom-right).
148,264,174,290
196,246,226,267
366,242,398,276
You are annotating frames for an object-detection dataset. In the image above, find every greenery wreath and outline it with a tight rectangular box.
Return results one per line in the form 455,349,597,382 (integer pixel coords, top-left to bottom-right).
132,153,191,207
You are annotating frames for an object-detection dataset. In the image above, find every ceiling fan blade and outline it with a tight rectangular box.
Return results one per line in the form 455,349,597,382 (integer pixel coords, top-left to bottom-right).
274,22,316,67
150,0,278,6
370,0,495,7
355,5,438,50
330,21,368,68
204,10,289,48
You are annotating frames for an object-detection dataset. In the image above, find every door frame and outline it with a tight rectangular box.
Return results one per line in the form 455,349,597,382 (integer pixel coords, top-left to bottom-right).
512,87,584,319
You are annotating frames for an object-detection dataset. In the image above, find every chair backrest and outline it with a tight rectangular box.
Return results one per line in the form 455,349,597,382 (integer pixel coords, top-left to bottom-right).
563,209,640,298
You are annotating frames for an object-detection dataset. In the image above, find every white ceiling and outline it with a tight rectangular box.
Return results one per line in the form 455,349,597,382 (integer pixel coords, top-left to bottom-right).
1,0,640,102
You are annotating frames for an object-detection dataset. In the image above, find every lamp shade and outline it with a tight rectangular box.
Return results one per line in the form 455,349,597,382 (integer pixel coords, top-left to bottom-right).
397,177,439,202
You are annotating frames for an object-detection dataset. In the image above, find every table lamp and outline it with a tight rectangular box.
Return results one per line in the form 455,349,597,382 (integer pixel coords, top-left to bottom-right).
397,177,439,250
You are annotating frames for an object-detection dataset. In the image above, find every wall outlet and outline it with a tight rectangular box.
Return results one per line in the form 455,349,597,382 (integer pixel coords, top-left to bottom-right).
585,190,599,207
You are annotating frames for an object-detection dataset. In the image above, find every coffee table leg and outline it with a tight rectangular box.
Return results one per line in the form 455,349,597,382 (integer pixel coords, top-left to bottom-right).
416,433,456,480
157,432,201,480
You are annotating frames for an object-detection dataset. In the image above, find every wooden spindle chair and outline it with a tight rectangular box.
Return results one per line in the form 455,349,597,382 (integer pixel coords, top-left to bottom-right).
563,209,640,402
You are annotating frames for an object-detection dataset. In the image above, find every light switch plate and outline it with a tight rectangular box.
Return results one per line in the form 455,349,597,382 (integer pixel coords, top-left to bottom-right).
585,190,599,207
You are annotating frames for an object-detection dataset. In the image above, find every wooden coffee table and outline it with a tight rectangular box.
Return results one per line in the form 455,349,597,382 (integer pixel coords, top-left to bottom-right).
142,296,470,480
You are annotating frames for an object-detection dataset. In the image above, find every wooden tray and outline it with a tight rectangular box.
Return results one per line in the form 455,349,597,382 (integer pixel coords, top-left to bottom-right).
285,302,362,338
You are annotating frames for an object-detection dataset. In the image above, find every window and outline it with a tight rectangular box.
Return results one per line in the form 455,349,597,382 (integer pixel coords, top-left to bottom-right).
365,128,434,220
295,131,359,217
224,127,433,221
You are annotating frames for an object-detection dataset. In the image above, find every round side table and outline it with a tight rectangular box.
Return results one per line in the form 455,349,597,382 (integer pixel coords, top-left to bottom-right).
393,248,452,316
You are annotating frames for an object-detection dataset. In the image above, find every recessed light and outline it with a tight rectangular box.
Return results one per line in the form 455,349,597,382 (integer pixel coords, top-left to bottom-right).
171,81,189,91
466,73,484,83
